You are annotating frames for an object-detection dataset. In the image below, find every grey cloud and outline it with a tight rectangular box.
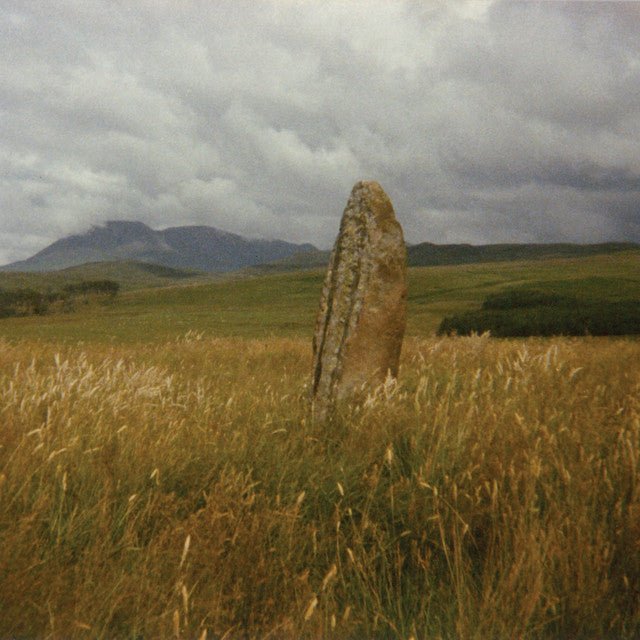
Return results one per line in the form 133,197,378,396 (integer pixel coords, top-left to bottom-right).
540,162,640,193
1,0,639,263
442,1,640,131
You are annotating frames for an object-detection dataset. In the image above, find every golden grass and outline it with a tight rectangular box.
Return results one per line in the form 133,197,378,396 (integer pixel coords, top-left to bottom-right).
0,334,639,638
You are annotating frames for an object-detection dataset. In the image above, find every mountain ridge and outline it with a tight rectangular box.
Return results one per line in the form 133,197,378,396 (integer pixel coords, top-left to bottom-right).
1,221,317,273
1,220,638,274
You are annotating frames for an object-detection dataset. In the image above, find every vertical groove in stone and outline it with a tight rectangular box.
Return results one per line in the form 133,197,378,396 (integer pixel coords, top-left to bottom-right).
313,188,364,400
329,208,366,398
312,181,407,421
312,238,341,395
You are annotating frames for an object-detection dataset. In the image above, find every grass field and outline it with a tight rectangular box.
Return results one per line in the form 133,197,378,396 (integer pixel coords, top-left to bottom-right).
0,251,638,343
0,252,639,638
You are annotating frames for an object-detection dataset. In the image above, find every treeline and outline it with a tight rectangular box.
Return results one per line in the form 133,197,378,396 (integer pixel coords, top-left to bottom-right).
438,288,640,337
0,280,119,319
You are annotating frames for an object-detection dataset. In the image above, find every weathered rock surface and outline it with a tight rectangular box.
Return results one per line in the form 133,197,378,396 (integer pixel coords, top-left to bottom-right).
312,180,407,420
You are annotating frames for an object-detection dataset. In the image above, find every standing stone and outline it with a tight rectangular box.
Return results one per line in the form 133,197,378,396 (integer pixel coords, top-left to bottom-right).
312,180,407,420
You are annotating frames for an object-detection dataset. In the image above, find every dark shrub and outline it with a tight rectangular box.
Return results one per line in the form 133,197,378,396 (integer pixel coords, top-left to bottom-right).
438,288,640,337
62,280,120,297
0,280,120,320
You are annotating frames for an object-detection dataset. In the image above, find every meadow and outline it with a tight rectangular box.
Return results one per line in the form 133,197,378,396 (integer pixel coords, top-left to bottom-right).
1,250,638,342
0,252,639,638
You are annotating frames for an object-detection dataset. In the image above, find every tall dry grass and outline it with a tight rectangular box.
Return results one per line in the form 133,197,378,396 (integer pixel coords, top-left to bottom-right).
0,333,638,638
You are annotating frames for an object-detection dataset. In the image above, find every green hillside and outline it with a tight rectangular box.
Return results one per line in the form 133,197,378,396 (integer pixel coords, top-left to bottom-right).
406,249,640,335
0,251,638,343
406,241,638,266
0,260,213,291
254,241,640,273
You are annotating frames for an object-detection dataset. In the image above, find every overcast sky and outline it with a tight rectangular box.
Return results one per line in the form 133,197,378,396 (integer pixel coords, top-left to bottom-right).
1,0,639,264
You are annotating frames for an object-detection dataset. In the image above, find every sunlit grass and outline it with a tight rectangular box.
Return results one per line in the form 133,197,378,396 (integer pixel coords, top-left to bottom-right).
1,334,638,638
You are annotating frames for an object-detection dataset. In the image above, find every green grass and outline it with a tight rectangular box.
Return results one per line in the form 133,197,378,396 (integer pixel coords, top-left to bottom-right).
0,271,322,342
0,252,640,343
0,251,638,343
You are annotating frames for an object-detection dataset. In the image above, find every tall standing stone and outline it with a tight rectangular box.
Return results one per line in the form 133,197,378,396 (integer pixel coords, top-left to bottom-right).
312,180,407,420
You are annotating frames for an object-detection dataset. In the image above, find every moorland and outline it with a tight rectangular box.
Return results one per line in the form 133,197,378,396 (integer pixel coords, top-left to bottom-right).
0,250,639,638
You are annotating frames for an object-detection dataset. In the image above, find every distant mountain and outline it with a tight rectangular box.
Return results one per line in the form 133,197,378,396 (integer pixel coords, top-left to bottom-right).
3,221,637,275
0,221,317,273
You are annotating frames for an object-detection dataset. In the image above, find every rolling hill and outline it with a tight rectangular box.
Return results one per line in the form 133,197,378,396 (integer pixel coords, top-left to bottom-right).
252,241,640,272
406,241,639,266
0,260,214,292
0,250,638,342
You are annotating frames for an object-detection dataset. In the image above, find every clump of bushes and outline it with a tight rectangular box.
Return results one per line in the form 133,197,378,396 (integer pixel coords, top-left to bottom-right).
0,279,119,318
480,289,577,310
0,288,50,318
61,279,120,297
438,288,640,337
